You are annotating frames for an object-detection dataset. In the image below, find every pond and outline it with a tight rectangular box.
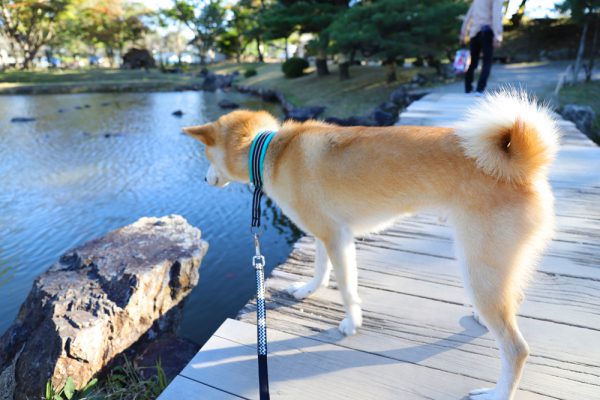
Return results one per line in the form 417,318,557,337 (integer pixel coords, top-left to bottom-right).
0,90,298,346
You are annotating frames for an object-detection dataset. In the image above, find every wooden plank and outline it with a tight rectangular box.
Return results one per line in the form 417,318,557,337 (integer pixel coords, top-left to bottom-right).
398,94,597,148
278,232,600,332
240,262,600,399
158,375,245,399
180,319,549,400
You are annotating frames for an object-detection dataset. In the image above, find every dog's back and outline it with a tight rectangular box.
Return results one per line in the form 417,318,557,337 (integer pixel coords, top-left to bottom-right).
268,91,558,399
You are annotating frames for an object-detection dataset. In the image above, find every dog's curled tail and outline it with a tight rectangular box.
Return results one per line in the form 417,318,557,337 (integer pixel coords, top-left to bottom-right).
455,90,560,184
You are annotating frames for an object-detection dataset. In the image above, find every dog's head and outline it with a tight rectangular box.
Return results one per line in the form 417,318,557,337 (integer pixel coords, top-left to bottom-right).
183,110,279,187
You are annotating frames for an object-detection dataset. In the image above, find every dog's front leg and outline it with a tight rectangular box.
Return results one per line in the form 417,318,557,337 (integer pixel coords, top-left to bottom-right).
286,239,332,299
324,229,362,336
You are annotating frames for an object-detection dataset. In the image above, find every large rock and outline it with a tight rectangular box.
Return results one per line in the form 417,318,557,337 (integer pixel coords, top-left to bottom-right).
0,215,208,400
218,99,240,109
389,86,409,106
122,48,156,70
561,104,595,134
325,115,376,126
286,105,326,122
201,71,235,91
371,109,397,126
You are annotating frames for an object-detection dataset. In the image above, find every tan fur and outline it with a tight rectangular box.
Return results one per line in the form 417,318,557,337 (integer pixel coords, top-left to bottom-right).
183,92,558,400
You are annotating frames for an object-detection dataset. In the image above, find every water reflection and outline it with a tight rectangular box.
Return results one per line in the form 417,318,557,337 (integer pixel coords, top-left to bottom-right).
0,90,300,345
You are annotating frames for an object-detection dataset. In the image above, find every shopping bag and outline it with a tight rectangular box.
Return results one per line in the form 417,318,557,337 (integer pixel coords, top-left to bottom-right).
453,49,470,74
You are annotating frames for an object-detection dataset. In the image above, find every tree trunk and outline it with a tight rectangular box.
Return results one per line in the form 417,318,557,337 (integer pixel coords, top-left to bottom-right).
315,48,329,76
349,49,356,65
21,57,31,70
198,44,206,65
573,20,589,83
256,37,264,63
106,47,115,68
586,17,598,82
339,62,350,80
46,48,53,68
386,59,397,83
22,48,36,70
510,0,527,27
284,37,289,61
338,53,350,80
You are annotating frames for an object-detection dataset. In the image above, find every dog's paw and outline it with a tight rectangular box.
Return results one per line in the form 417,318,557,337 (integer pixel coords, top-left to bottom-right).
472,311,487,329
338,317,359,336
469,388,502,400
285,282,315,300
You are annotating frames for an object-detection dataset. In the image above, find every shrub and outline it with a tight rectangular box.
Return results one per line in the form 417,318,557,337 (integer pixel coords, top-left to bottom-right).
244,68,257,78
282,57,309,79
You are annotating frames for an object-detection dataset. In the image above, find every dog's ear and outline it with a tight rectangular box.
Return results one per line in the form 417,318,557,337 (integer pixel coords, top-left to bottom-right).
182,124,215,146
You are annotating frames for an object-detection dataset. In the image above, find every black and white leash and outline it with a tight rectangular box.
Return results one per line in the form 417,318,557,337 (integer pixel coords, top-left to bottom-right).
249,131,276,400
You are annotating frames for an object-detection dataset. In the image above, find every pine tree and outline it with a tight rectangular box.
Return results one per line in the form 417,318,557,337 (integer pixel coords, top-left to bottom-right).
329,0,467,82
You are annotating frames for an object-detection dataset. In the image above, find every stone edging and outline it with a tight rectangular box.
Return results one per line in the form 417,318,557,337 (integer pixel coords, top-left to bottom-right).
235,83,429,126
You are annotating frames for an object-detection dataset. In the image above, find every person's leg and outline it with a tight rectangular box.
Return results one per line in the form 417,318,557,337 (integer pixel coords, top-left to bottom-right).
476,30,494,92
465,33,482,93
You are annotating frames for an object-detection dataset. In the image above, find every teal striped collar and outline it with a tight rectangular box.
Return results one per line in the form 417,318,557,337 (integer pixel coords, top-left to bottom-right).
248,131,277,188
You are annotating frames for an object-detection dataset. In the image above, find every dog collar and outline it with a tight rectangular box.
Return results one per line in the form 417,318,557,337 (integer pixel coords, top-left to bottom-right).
249,131,276,188
249,131,276,229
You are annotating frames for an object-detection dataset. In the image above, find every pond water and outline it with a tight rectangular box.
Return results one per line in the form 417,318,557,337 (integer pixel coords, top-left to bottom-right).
0,90,298,345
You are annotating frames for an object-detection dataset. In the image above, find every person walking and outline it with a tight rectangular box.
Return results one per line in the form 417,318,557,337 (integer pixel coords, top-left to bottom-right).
460,0,504,93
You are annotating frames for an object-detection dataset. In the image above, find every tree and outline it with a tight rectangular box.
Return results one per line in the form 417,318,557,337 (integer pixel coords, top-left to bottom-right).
0,0,70,69
329,0,467,82
559,0,600,82
218,0,259,63
73,0,149,66
262,0,349,76
510,0,528,27
259,1,296,61
164,0,226,65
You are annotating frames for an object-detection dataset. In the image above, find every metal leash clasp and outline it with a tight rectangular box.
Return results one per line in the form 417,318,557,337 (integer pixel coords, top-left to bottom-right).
252,233,265,271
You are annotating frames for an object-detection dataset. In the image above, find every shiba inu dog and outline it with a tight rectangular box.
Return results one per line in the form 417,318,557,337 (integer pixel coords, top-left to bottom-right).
183,91,558,400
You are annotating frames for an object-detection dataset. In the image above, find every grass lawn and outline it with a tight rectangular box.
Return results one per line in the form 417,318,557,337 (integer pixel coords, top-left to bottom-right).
559,80,600,143
0,62,452,119
0,68,202,94
232,62,442,118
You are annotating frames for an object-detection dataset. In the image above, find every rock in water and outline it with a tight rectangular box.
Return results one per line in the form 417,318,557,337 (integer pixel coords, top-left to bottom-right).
0,215,208,400
10,117,36,123
218,99,240,109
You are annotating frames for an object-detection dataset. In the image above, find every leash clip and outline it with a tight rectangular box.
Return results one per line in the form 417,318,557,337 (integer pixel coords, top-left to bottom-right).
253,233,265,270
253,255,265,270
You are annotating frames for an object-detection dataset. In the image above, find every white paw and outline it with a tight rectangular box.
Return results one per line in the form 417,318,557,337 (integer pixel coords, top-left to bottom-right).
285,282,316,300
469,388,502,400
472,311,487,328
338,317,359,336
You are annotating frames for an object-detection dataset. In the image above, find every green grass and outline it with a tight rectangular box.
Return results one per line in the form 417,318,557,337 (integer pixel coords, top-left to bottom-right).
559,81,600,144
235,62,441,118
0,62,451,118
45,356,167,400
0,68,202,94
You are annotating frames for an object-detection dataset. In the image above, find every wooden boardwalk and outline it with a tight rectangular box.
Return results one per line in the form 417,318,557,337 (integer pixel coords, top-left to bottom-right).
159,93,600,400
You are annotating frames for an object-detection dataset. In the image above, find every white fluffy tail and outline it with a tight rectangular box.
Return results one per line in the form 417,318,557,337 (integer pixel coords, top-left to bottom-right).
455,90,560,184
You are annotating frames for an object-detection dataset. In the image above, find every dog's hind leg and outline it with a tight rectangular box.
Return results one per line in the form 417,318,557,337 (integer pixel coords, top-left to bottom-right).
286,239,332,300
465,276,529,400
454,218,531,400
323,228,362,336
